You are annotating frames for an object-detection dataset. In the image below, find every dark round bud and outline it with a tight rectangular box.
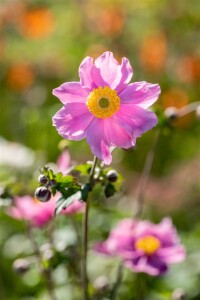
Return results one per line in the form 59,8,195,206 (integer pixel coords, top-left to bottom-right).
164,107,178,121
38,174,48,185
49,179,56,187
106,170,118,182
35,187,51,202
13,258,30,274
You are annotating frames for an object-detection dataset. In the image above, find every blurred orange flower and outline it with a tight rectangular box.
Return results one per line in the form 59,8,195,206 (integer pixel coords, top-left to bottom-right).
176,56,200,83
7,63,35,91
140,32,167,72
97,7,125,36
18,8,54,39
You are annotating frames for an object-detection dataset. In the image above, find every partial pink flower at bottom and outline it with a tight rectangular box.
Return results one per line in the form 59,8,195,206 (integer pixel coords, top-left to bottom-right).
94,218,186,276
9,195,85,228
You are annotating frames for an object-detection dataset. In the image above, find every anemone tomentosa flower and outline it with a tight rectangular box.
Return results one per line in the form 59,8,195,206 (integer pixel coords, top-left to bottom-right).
95,218,186,276
52,52,161,164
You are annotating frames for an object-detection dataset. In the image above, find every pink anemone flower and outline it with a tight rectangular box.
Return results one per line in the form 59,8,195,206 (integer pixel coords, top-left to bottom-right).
95,218,186,276
9,150,85,228
52,51,161,164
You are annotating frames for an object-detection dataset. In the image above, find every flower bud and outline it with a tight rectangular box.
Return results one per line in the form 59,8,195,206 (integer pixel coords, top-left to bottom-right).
13,258,30,274
106,170,118,182
164,107,178,120
49,179,56,187
38,174,48,185
35,186,51,202
172,288,186,300
93,276,109,291
196,105,200,119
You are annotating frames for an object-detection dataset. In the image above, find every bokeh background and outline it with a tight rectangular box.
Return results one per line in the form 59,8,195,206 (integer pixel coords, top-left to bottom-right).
0,0,200,299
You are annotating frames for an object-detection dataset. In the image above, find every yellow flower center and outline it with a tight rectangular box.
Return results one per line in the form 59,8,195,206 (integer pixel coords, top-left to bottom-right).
135,235,161,255
86,86,120,118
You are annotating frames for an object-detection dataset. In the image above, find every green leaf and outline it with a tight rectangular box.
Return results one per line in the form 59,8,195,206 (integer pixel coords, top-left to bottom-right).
54,190,82,216
73,163,92,176
104,183,116,198
81,183,91,202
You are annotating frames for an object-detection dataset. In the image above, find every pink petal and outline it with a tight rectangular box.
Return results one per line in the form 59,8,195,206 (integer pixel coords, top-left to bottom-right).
119,82,161,108
57,150,71,173
157,246,186,264
53,103,94,141
79,56,96,89
61,200,85,215
115,57,133,93
103,117,134,149
91,52,133,91
92,52,119,88
52,82,88,105
86,118,112,164
115,103,158,139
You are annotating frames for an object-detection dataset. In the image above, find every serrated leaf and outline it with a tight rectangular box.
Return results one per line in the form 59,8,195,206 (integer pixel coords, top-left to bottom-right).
54,190,82,216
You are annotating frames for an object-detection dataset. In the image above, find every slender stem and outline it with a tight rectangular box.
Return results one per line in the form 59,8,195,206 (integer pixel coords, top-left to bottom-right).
110,262,123,300
82,156,98,300
27,225,57,300
134,130,160,219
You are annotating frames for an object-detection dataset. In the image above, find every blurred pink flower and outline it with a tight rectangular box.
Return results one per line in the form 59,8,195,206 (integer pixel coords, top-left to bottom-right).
9,150,85,227
52,51,160,164
10,195,84,228
95,218,186,276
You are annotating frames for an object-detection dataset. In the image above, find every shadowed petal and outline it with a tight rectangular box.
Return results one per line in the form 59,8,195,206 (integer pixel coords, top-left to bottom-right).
119,82,161,108
86,118,112,164
53,103,94,140
52,82,89,104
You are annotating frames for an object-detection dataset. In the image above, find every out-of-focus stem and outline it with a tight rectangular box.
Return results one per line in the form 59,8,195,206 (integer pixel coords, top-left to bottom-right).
134,130,160,219
27,225,57,300
110,262,123,300
82,156,98,300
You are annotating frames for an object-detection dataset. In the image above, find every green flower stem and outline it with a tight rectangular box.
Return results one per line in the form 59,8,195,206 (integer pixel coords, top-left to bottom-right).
82,156,98,300
110,262,123,300
27,225,57,300
134,129,160,219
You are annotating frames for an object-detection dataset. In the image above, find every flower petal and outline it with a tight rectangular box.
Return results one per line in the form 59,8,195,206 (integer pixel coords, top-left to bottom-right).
157,246,186,264
79,56,96,89
125,255,168,276
115,57,133,93
104,117,134,149
91,52,133,91
115,103,158,139
53,103,94,140
86,118,112,164
119,82,161,108
52,82,88,104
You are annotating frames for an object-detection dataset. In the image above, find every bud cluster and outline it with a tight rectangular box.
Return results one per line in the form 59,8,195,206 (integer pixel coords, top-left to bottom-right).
34,173,55,202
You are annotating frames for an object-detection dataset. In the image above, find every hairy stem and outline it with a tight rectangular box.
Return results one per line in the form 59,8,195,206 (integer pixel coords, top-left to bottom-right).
82,156,98,300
